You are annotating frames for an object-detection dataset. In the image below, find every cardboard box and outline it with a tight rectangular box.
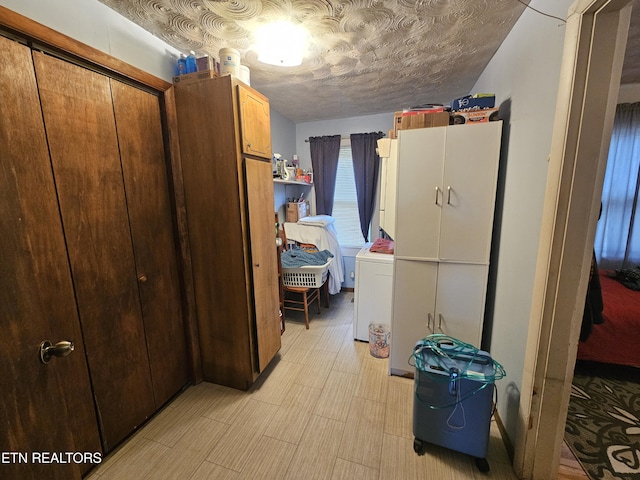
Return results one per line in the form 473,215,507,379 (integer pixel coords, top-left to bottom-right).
392,112,403,139
286,201,310,223
400,111,450,130
196,55,216,72
451,94,496,112
173,69,217,86
450,108,500,125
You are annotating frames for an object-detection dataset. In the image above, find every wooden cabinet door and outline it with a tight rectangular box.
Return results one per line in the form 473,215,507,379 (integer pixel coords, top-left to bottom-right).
33,52,155,452
390,259,438,376
434,263,489,347
244,158,281,371
238,84,272,159
0,37,101,479
395,128,445,259
439,122,501,263
111,80,188,407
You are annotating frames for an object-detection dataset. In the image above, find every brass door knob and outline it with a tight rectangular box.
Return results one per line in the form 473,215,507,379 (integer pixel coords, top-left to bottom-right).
39,340,74,364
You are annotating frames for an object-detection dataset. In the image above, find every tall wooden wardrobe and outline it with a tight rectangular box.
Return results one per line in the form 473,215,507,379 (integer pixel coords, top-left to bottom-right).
389,122,502,376
174,75,281,390
0,34,189,479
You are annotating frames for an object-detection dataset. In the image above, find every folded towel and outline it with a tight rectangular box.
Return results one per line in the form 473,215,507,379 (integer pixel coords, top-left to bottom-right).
297,215,335,227
369,238,394,254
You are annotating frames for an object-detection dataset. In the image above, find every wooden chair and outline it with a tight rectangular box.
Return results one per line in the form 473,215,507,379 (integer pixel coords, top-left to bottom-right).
279,227,322,329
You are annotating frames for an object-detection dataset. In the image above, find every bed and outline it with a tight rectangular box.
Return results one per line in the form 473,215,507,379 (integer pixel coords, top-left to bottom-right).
577,270,640,367
283,216,344,295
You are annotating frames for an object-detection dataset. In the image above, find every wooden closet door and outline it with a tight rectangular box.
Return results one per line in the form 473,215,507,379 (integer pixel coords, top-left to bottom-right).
245,158,281,371
0,38,100,479
111,80,188,406
33,51,155,452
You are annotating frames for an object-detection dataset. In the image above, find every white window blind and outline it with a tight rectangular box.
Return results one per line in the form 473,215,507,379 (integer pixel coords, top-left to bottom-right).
332,144,365,247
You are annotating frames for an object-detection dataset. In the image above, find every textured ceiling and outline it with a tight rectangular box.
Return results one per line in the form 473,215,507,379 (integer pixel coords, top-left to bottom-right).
98,0,640,123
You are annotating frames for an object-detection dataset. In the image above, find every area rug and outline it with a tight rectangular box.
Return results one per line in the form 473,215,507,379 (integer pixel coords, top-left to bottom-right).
565,361,640,479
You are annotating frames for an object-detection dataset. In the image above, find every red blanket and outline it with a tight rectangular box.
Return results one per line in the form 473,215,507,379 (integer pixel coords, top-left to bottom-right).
577,272,640,367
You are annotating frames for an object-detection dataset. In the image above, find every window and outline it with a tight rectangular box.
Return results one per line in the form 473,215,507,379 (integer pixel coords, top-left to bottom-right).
332,142,366,247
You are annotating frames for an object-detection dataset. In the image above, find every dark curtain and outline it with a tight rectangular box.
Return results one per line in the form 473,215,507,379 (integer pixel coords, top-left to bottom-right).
309,135,341,215
350,132,384,241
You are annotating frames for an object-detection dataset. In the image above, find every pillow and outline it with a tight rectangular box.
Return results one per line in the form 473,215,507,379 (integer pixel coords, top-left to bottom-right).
297,215,336,227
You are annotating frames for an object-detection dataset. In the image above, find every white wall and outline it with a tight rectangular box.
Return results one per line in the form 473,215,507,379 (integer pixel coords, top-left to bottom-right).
472,0,574,445
0,0,180,81
271,110,297,221
618,83,640,103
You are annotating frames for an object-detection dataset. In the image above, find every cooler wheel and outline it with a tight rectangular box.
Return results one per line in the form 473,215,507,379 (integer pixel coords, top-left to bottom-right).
475,457,490,472
413,438,425,456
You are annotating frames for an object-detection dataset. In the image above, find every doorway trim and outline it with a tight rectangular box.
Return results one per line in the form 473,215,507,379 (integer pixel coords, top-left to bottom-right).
513,0,632,478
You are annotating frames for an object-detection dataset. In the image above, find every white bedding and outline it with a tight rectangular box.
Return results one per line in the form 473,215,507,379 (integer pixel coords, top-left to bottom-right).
283,222,344,295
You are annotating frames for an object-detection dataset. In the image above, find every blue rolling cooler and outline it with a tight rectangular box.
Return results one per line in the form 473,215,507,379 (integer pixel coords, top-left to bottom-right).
410,335,505,472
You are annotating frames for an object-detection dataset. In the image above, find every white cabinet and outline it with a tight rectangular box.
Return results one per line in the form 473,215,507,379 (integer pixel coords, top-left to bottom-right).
389,122,502,376
389,260,437,374
353,244,394,341
432,263,489,342
377,138,399,239
394,123,501,263
390,260,489,375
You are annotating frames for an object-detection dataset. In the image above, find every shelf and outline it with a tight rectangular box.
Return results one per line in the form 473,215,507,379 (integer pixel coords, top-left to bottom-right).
273,178,313,186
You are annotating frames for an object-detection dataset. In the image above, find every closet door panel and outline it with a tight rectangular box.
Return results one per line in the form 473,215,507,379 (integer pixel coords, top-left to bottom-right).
439,122,501,262
434,263,488,347
390,259,438,376
33,52,155,451
0,38,101,480
395,128,445,259
111,80,188,407
245,157,281,371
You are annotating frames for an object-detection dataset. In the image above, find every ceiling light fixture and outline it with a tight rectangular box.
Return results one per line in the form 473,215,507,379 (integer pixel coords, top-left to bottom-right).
254,21,308,67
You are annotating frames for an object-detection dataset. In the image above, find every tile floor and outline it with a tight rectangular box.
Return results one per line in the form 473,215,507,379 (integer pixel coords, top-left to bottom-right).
87,291,517,480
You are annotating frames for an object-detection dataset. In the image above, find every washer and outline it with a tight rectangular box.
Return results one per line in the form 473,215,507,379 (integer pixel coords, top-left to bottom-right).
353,243,394,342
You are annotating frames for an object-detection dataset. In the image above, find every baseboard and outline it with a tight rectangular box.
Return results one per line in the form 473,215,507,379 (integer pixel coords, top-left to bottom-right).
494,409,515,463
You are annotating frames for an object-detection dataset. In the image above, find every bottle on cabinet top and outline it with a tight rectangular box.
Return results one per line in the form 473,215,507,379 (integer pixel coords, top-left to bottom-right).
186,51,197,73
176,54,187,76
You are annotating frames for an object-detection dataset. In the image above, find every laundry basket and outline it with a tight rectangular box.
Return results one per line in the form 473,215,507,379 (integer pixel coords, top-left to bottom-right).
282,257,332,288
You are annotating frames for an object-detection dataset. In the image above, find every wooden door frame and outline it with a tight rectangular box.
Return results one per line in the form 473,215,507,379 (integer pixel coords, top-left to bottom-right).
513,0,632,478
0,5,202,383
